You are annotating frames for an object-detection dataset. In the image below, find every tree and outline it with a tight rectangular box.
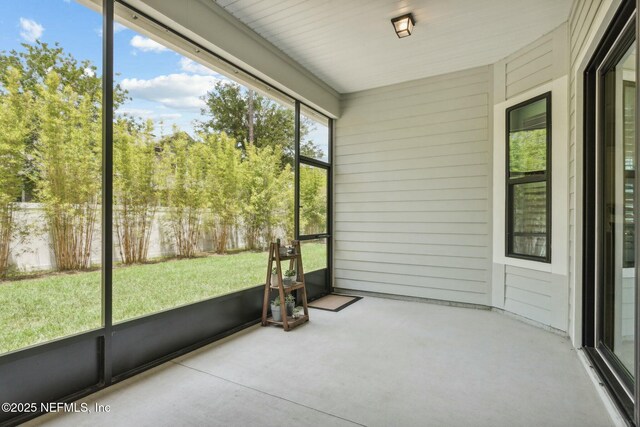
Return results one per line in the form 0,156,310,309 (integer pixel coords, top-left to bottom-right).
0,42,133,271
299,166,327,235
300,138,326,160
0,41,125,201
113,118,159,264
203,132,242,253
159,128,209,258
0,41,103,105
33,71,101,270
158,129,196,152
0,68,31,276
199,81,313,164
240,145,292,249
508,130,547,174
199,82,247,146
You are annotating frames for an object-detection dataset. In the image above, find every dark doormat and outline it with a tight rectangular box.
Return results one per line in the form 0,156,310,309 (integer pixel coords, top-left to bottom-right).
308,294,362,312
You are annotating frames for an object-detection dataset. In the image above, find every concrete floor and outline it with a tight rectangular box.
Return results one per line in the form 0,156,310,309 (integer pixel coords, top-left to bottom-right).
29,296,614,427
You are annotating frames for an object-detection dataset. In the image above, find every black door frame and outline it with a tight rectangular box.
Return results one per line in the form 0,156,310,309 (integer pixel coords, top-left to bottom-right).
583,0,638,423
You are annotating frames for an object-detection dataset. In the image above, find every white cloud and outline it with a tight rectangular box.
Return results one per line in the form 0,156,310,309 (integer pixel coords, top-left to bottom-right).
130,35,168,53
120,73,220,111
179,57,217,76
19,18,44,43
83,67,95,77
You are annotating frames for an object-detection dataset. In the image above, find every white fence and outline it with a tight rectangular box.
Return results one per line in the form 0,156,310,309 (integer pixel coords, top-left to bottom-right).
6,203,267,273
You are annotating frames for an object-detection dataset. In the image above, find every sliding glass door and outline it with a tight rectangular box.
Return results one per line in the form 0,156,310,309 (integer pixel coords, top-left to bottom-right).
584,1,637,420
600,39,636,384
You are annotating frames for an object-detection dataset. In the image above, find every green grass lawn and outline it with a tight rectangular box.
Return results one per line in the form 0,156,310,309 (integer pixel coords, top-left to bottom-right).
0,242,326,354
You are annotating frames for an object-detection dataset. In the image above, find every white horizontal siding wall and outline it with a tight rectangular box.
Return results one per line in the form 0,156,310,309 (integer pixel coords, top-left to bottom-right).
333,3,626,340
506,33,555,99
504,266,554,324
492,23,570,330
334,66,492,306
568,0,602,347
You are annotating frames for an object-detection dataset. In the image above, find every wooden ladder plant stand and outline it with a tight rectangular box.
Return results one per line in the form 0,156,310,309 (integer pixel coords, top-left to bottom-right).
261,240,309,331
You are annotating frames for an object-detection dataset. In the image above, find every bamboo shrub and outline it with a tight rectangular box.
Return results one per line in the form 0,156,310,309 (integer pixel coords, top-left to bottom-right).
0,68,31,276
299,165,327,235
113,118,159,264
204,132,241,254
34,72,101,270
240,144,291,250
160,130,209,258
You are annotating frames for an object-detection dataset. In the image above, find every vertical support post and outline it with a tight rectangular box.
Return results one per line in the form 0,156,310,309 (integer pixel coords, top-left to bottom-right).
101,0,114,386
294,101,300,240
634,11,640,426
327,118,334,293
582,69,596,348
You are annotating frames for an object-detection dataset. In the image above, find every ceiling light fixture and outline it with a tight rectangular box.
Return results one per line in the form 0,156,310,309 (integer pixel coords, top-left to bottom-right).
391,13,415,38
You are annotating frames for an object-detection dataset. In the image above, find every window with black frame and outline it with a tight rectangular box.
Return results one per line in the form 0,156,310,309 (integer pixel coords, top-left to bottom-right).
297,105,330,280
506,93,551,262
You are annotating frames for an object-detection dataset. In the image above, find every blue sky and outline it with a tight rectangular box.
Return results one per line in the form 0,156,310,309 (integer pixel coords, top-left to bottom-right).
0,0,227,135
0,0,328,156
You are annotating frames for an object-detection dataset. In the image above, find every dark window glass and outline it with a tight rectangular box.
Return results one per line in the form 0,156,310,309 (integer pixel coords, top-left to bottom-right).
601,43,636,376
508,98,547,178
623,81,635,268
506,93,550,261
512,182,547,258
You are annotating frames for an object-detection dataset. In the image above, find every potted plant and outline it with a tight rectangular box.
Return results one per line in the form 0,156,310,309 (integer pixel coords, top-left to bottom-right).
285,294,295,317
270,294,295,321
271,267,278,285
283,269,296,286
271,297,283,322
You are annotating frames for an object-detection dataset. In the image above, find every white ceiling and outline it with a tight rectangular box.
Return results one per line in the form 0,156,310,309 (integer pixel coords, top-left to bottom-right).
214,0,573,94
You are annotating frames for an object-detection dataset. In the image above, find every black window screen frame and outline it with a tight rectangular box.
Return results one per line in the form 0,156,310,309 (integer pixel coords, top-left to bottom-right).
505,92,552,263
